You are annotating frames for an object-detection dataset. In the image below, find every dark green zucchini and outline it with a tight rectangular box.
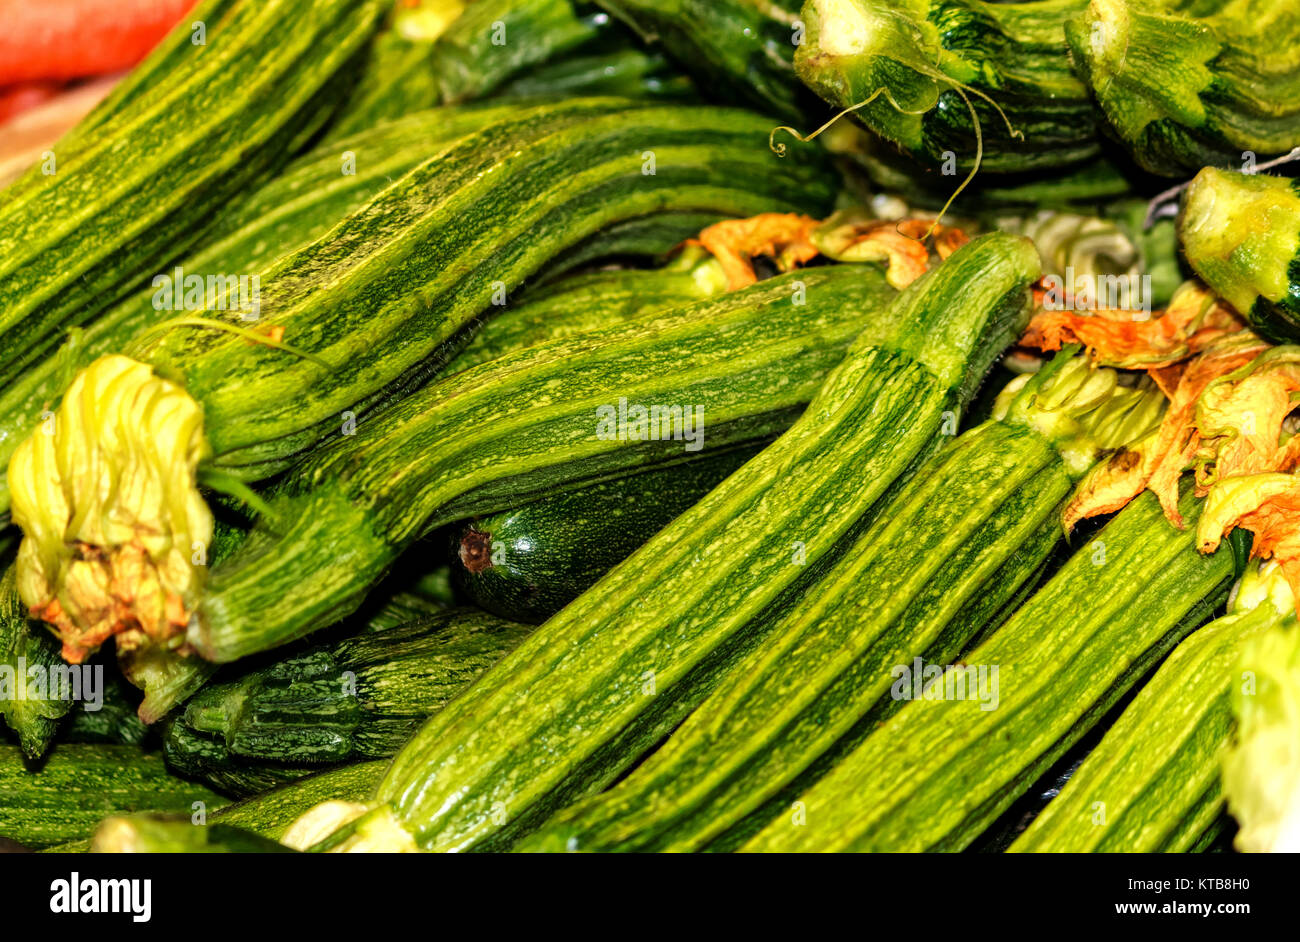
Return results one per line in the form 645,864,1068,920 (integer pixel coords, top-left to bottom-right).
598,0,808,120
306,234,1039,853
10,98,836,673
741,487,1233,852
0,569,67,758
210,760,386,841
521,352,1165,853
1066,0,1300,176
0,102,528,520
0,745,227,849
449,248,726,372
328,0,616,136
162,609,532,796
0,0,385,388
495,47,695,101
794,0,1100,174
453,444,762,623
1010,561,1293,852
193,262,899,664
1179,167,1300,345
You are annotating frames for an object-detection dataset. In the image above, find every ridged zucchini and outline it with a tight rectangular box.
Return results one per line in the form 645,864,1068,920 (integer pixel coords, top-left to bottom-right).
90,815,294,853
794,0,1100,174
0,0,385,386
522,353,1165,853
0,103,526,520
1066,0,1300,175
598,0,807,120
742,488,1233,852
328,0,617,136
1010,561,1294,853
495,47,695,102
0,569,68,757
211,761,386,841
453,444,763,623
1179,167,1300,345
10,98,836,667
163,609,532,797
187,263,897,663
0,745,227,849
449,250,727,374
304,233,1040,852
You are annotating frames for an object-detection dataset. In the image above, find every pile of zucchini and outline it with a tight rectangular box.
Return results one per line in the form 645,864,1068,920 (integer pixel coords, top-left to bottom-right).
2,0,1299,855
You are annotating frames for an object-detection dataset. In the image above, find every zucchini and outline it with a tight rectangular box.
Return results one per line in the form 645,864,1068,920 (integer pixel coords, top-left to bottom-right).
598,0,807,120
0,569,68,757
521,352,1165,853
186,263,898,663
1010,561,1293,852
211,761,386,841
0,102,642,520
1066,0,1300,176
453,444,763,623
449,249,727,373
308,233,1040,852
0,0,385,387
163,609,532,797
1179,167,1300,345
0,744,227,849
794,0,1100,174
1220,614,1300,853
10,98,836,666
328,0,615,136
741,488,1233,852
494,47,695,102
90,815,294,853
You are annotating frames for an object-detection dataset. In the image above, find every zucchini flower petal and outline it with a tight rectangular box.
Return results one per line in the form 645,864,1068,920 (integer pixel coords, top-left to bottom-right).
7,355,212,664
691,213,821,290
1021,280,1244,369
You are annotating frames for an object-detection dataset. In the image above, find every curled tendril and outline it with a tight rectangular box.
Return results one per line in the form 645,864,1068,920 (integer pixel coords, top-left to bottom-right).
769,68,1022,240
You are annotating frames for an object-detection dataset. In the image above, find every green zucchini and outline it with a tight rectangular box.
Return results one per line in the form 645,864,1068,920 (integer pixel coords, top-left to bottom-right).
163,609,532,796
183,264,896,665
494,47,695,101
328,0,614,136
304,233,1039,853
0,569,68,757
741,488,1233,852
11,98,835,669
453,444,763,624
0,101,643,521
0,745,227,849
449,248,727,372
0,0,385,387
794,0,1100,174
211,761,387,841
89,815,294,853
598,0,807,120
1066,0,1300,176
1220,614,1300,852
1010,561,1293,852
521,352,1165,853
1179,167,1300,345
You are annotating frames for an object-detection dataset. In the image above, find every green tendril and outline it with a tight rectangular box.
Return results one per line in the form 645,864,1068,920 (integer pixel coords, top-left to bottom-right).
197,467,280,527
127,316,336,371
770,69,1022,238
